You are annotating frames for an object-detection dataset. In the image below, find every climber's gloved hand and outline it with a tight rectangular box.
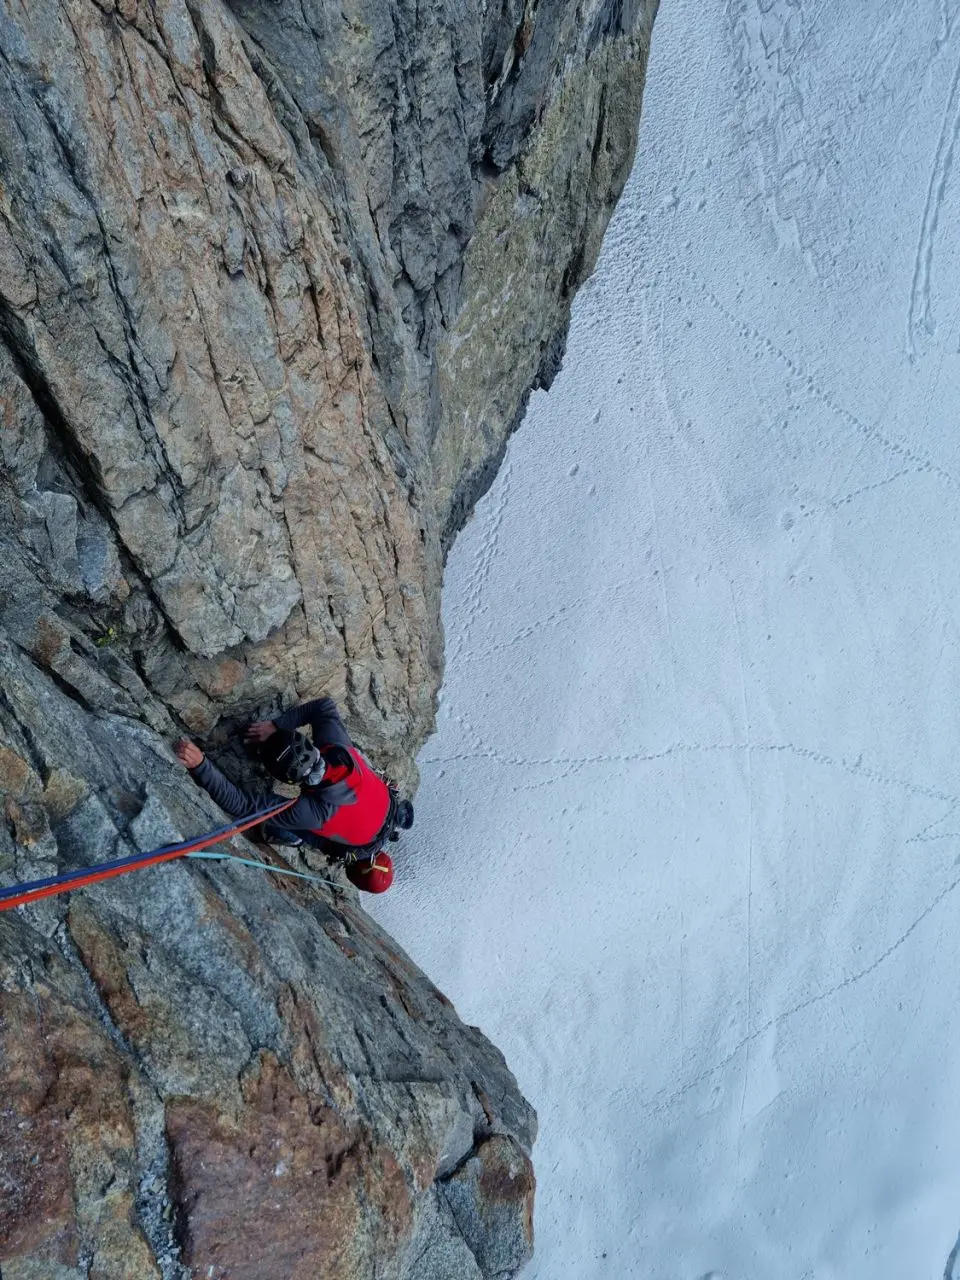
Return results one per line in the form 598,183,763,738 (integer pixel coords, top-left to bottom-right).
174,739,205,769
245,720,277,744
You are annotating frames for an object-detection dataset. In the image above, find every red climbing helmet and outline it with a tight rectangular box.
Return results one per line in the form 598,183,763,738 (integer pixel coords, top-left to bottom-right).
346,852,393,894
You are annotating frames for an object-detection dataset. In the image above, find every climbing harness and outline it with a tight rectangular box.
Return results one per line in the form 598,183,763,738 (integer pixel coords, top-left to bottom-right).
0,798,297,913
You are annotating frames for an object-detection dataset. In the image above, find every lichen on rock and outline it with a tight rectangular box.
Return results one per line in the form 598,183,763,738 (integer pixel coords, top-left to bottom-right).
0,0,658,1274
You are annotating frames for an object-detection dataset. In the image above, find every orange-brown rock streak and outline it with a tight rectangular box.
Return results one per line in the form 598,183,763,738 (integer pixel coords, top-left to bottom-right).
0,987,159,1278
166,1052,412,1280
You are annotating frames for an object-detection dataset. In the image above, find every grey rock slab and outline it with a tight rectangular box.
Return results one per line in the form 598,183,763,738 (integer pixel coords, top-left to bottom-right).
0,0,659,1273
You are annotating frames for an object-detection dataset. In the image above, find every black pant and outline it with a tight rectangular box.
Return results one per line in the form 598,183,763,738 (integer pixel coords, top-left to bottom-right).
262,821,350,861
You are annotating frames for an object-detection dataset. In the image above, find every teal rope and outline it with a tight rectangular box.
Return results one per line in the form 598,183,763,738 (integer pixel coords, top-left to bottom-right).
187,850,341,890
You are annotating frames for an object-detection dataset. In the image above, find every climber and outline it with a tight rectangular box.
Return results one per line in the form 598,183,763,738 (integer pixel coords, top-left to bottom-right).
173,697,413,894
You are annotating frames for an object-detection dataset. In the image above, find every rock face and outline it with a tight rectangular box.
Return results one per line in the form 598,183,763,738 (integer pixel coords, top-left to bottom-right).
0,0,657,1275
0,682,536,1279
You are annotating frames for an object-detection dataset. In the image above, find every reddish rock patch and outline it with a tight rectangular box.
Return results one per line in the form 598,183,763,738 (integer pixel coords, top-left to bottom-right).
68,903,151,1044
0,992,77,1266
166,1053,412,1280
194,657,247,698
475,1135,536,1246
0,986,151,1271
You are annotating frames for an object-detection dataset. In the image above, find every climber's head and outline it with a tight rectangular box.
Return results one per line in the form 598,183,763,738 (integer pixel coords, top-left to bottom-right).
260,729,320,784
346,852,394,894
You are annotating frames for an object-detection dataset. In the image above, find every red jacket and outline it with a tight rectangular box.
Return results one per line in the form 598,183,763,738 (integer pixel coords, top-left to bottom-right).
306,745,390,846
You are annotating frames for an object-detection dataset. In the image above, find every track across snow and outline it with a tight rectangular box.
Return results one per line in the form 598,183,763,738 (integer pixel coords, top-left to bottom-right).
373,2,960,1276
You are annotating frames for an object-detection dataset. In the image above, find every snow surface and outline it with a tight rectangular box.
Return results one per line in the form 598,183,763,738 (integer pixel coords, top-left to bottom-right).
372,1,960,1276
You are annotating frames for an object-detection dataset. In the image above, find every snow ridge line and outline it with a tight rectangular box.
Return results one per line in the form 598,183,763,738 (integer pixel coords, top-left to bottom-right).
908,54,960,360
454,576,641,665
939,0,957,49
906,801,960,845
448,460,514,664
729,579,755,1171
639,860,960,1123
674,258,960,490
423,740,960,805
801,466,923,516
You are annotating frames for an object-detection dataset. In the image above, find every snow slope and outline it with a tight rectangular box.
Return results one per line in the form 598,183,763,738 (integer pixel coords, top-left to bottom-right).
373,2,960,1275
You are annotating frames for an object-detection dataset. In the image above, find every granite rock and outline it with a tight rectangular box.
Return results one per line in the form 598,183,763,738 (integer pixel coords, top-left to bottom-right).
0,0,659,1273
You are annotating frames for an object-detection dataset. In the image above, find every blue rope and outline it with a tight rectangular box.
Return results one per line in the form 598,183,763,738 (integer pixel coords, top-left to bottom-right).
0,798,296,908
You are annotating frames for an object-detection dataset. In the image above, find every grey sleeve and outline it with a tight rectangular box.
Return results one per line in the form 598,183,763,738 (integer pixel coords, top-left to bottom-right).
262,790,341,832
188,757,282,820
189,756,341,834
274,697,352,749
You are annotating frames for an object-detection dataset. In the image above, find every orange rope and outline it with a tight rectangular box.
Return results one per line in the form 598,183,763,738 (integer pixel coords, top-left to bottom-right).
0,799,296,913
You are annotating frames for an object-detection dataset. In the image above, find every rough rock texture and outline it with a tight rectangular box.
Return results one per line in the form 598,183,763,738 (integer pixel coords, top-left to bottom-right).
0,0,657,1275
0,662,536,1280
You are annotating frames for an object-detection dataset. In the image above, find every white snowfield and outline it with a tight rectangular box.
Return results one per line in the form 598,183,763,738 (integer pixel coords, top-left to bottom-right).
373,1,960,1276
